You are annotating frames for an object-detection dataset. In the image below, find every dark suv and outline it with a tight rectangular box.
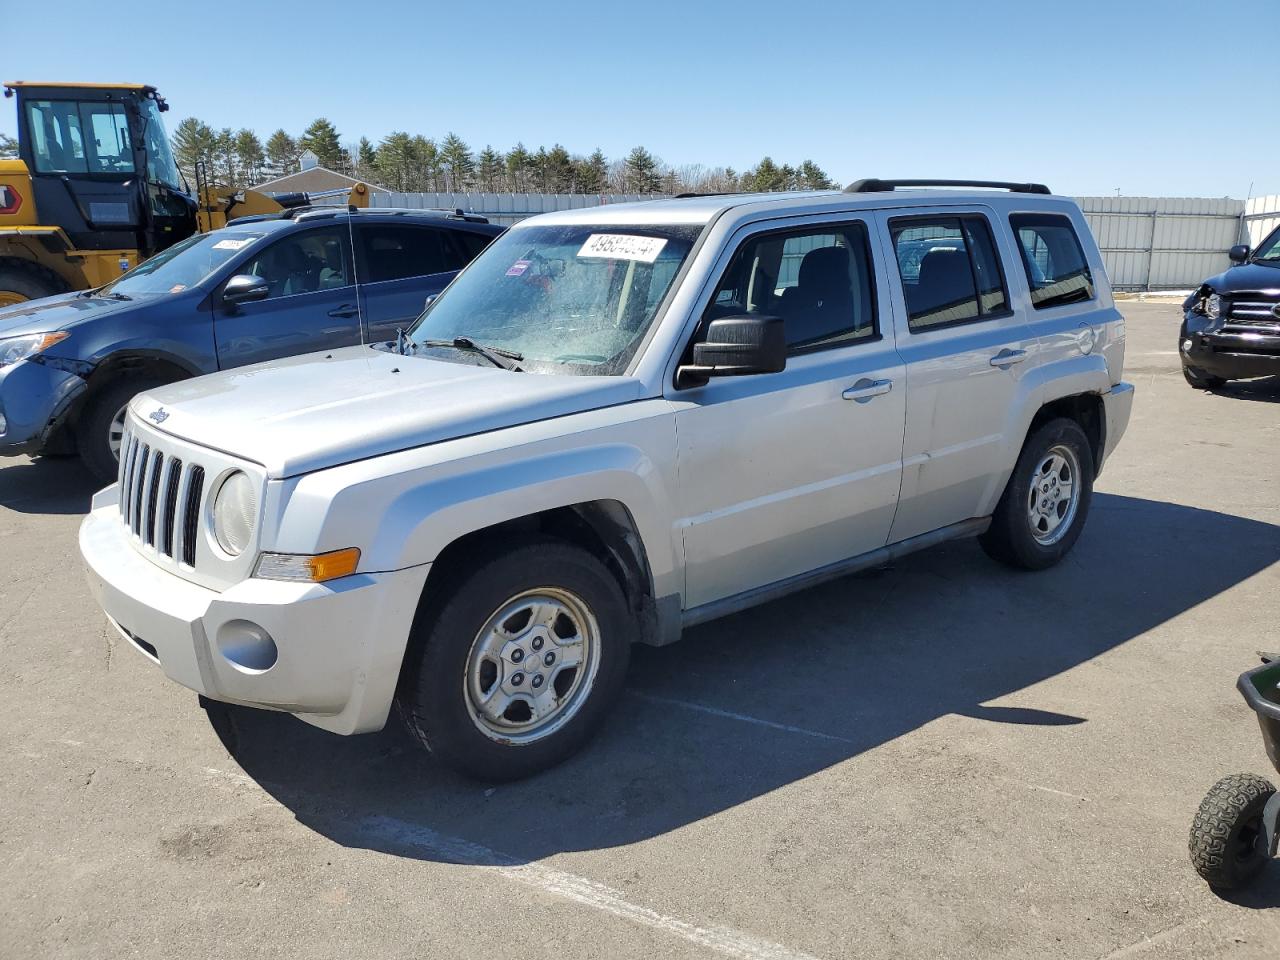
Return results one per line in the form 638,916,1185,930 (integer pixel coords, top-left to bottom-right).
1181,225,1280,389
0,208,502,478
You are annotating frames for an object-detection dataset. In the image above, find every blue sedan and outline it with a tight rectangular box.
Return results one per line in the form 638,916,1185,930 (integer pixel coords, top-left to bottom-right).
0,208,501,479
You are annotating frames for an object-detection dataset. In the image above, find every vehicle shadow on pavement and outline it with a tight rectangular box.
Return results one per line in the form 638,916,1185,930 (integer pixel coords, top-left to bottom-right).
207,492,1280,868
0,456,101,515
1213,376,1280,404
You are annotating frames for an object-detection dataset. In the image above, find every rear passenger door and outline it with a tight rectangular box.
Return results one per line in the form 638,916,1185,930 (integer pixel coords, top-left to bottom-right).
673,216,906,610
1005,210,1103,379
877,206,1039,543
355,223,475,343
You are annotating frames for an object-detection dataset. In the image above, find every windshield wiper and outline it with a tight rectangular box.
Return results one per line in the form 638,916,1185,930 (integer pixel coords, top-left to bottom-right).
420,336,524,372
99,291,132,301
395,327,414,356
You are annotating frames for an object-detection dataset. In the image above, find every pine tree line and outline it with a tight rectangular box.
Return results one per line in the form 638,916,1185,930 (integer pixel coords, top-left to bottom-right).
170,116,836,195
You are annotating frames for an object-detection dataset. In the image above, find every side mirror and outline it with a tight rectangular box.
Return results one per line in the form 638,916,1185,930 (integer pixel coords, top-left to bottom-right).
222,274,269,305
676,315,786,389
1229,244,1250,264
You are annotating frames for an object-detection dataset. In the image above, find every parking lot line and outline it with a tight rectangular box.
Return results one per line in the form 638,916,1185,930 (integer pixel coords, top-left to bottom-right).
627,691,856,745
358,815,826,960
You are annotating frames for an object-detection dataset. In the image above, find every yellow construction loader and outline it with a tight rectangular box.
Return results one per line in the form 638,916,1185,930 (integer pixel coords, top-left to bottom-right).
0,81,369,305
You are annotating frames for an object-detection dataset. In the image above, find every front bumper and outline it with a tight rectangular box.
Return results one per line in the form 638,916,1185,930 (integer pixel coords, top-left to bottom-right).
0,359,85,456
1100,381,1134,471
1181,316,1280,381
79,484,430,735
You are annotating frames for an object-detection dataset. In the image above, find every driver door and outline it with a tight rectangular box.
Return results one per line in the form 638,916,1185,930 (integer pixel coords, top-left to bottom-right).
672,216,907,610
212,225,361,368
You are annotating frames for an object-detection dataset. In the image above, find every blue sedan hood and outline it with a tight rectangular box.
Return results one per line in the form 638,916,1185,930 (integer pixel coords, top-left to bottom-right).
0,290,160,339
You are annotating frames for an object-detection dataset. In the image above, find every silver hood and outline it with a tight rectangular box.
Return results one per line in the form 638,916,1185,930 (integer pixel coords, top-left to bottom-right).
132,345,644,478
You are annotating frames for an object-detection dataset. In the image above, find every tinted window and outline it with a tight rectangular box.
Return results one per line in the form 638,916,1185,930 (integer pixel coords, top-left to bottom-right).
1010,213,1094,309
242,227,351,300
26,100,134,175
705,223,877,353
891,216,1009,331
360,225,459,283
454,230,495,260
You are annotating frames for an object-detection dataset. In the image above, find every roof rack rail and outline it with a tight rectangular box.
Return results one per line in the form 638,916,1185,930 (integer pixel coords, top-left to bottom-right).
844,178,1052,195
278,206,490,225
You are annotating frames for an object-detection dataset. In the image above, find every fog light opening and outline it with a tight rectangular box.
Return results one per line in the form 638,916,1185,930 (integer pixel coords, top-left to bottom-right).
216,619,278,673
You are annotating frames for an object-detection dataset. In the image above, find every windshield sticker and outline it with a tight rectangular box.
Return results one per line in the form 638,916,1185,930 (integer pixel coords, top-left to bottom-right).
212,238,254,251
506,259,531,277
577,234,668,263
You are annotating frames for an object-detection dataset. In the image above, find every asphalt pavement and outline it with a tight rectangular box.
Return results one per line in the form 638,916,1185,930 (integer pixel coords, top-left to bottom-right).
2,300,1278,959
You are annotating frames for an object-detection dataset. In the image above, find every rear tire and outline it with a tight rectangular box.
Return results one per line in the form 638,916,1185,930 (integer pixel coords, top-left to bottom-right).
76,377,173,483
1189,773,1276,890
0,260,68,306
1182,363,1226,390
980,417,1094,571
397,539,633,781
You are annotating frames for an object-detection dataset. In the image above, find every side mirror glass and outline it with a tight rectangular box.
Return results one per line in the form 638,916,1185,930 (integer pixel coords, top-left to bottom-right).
222,274,270,305
677,314,786,389
1228,244,1250,264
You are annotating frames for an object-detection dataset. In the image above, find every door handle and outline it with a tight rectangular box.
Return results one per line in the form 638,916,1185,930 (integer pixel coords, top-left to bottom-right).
989,348,1028,367
842,378,893,403
328,305,360,319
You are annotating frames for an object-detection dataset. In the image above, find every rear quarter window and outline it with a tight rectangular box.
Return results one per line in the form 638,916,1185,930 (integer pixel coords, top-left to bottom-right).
1010,213,1095,309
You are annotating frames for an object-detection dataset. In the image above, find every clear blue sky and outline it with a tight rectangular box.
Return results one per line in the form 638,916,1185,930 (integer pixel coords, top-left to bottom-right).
4,0,1277,198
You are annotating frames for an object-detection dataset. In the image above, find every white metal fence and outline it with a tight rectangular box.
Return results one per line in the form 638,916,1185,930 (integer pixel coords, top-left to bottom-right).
1245,194,1280,249
372,191,1280,291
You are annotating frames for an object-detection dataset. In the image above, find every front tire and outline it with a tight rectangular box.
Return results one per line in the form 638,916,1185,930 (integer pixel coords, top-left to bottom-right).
397,539,632,781
980,417,1094,570
76,377,173,483
0,260,68,307
1182,363,1226,390
1189,773,1276,890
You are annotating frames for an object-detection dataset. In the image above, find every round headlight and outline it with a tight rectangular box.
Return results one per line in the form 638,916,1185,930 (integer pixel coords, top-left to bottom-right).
1205,293,1221,320
212,471,257,556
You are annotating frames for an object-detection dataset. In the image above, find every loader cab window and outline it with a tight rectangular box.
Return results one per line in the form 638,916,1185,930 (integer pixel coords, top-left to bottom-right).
139,97,183,191
26,100,136,176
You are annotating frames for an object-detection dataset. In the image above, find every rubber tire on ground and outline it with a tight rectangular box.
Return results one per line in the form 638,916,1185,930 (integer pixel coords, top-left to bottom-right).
0,260,68,304
76,377,172,483
1182,363,1227,391
1189,773,1276,890
979,417,1094,571
397,539,633,781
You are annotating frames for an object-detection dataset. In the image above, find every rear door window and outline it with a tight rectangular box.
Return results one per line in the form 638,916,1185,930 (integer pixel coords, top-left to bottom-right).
1010,213,1095,309
453,230,496,261
358,224,462,283
890,215,1009,331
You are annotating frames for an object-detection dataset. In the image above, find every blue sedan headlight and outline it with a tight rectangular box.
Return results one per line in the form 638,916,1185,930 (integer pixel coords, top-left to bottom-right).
0,332,69,367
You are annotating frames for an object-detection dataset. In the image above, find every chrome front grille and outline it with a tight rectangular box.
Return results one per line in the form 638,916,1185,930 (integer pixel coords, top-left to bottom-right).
112,410,265,592
117,427,206,565
1228,300,1280,321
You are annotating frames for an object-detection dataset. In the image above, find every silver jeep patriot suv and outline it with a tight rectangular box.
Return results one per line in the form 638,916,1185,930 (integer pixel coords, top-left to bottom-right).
80,178,1134,780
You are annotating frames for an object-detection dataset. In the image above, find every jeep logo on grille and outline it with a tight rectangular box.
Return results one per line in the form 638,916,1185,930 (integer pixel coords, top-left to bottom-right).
148,408,170,424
